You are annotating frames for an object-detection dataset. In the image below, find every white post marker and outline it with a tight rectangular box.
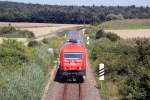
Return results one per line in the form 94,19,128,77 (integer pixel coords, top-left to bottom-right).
82,29,85,34
87,41,90,45
87,36,90,45
87,36,90,40
65,34,67,38
47,48,54,56
99,63,104,80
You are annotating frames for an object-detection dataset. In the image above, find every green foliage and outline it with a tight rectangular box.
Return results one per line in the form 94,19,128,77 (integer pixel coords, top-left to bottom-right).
42,38,49,44
95,29,105,39
28,40,41,47
0,35,64,100
0,40,33,71
19,30,35,38
0,1,150,24
0,26,35,38
135,38,150,65
106,32,120,41
106,13,124,21
0,26,16,35
88,26,150,100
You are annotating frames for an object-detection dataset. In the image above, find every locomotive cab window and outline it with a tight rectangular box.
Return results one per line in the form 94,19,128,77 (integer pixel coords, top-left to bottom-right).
64,52,82,59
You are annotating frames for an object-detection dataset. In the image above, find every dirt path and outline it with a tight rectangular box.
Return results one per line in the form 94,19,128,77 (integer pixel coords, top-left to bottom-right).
43,30,101,100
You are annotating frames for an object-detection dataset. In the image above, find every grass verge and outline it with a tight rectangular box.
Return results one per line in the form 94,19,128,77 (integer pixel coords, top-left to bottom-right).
0,30,65,100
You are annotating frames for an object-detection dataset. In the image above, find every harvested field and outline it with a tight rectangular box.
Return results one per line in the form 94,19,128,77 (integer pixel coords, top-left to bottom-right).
21,25,81,37
105,29,150,39
0,22,82,28
0,22,83,43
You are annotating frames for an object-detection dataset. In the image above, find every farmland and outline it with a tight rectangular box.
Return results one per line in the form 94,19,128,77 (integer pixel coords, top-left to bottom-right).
101,19,150,39
102,19,150,30
0,22,83,43
105,29,150,39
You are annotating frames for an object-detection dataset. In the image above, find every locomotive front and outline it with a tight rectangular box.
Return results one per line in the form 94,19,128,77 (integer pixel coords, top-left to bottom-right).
59,30,86,81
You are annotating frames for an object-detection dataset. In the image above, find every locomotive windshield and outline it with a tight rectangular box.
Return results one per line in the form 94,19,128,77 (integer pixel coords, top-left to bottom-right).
64,52,82,59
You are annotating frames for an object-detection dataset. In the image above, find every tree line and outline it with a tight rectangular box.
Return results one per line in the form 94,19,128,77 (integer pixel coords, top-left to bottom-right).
0,1,150,24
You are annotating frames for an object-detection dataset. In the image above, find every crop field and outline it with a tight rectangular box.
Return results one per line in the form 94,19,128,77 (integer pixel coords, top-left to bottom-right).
20,24,82,37
101,19,150,30
0,22,82,28
102,19,150,39
0,22,82,43
105,29,150,39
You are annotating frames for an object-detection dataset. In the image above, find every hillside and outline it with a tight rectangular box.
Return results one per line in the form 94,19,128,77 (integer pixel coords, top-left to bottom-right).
0,1,150,24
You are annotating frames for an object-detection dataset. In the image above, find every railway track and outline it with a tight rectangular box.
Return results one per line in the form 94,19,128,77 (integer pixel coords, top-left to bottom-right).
62,83,83,100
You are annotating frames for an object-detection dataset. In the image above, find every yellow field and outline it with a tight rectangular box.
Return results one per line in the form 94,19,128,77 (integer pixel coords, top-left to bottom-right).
0,22,83,43
0,22,81,28
20,24,82,37
105,29,150,39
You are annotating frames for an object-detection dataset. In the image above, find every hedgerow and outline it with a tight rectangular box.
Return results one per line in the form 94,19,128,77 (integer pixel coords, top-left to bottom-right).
88,27,150,100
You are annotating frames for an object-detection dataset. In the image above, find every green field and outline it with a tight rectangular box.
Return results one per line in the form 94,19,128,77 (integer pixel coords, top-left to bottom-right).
101,19,150,29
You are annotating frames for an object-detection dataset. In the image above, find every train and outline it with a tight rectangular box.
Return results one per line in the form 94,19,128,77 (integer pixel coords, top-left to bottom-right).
59,30,86,82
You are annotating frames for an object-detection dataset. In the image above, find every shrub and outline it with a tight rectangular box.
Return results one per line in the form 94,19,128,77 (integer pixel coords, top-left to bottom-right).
106,13,124,21
0,26,16,35
135,38,150,65
106,32,120,41
0,40,33,71
0,26,35,38
95,29,105,39
20,30,35,38
28,40,40,47
42,38,49,44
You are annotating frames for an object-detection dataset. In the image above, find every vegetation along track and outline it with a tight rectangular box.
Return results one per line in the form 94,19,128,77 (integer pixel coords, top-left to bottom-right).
62,83,83,100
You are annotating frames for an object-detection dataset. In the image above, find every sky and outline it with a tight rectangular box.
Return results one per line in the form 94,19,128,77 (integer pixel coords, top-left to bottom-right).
1,0,150,7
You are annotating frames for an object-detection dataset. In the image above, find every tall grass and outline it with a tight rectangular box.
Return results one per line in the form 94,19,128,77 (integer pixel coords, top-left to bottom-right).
0,34,64,100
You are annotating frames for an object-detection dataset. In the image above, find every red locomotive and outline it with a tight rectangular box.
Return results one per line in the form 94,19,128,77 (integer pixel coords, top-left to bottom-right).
59,30,86,82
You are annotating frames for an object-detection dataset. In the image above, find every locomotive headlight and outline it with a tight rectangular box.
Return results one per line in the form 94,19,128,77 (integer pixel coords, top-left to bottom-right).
79,67,82,70
64,67,67,70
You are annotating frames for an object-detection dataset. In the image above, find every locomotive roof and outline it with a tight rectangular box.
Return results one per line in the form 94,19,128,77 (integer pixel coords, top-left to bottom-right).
61,43,85,52
66,30,83,42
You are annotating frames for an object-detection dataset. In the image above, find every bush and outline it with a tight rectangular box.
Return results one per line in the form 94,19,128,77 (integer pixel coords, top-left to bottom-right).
106,32,120,41
135,38,150,65
87,25,150,99
0,26,16,35
0,40,33,71
0,31,65,100
0,26,35,38
106,13,124,21
28,40,40,47
89,37,150,100
20,30,35,38
42,38,49,44
95,29,105,39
